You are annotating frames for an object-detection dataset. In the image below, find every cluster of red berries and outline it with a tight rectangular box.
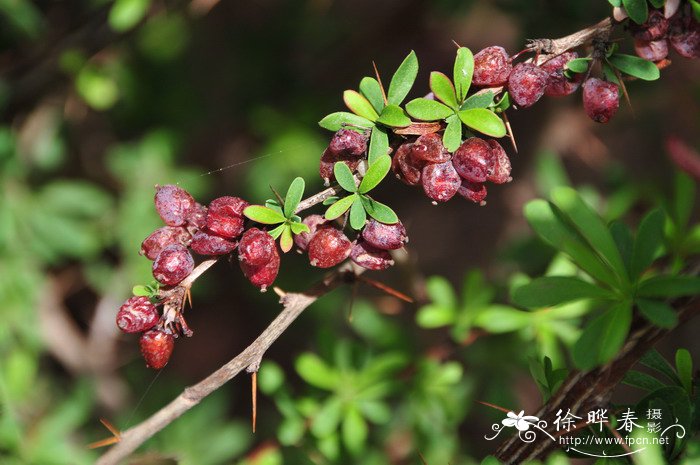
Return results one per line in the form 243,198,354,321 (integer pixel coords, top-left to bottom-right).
632,6,700,62
319,129,367,185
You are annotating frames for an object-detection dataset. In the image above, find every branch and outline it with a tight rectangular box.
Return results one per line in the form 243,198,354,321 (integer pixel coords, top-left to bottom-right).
494,296,700,464
97,266,354,465
529,17,613,61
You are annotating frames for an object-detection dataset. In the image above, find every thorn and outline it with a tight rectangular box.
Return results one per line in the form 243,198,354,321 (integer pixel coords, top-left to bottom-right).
272,286,286,298
269,185,285,207
419,452,429,465
252,372,257,433
372,61,388,105
186,288,193,309
87,418,121,449
357,275,413,303
451,39,462,49
609,61,634,116
478,400,511,414
503,112,518,154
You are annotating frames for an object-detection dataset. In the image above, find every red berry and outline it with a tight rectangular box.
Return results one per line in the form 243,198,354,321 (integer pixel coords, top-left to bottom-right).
186,203,208,230
473,46,513,87
319,148,361,184
452,138,492,183
152,244,194,285
457,181,488,205
240,251,280,291
239,228,276,266
411,133,450,164
486,139,512,184
350,241,394,270
328,129,367,157
294,214,330,252
392,141,422,186
206,196,248,239
669,16,700,58
308,228,351,268
362,219,408,250
582,78,619,124
634,38,669,62
116,296,159,333
190,230,238,255
632,10,669,41
508,63,549,108
155,185,196,227
541,51,582,97
140,226,192,261
139,329,174,370
422,161,461,202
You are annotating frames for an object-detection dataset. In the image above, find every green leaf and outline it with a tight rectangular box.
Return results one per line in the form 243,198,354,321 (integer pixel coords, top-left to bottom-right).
280,224,294,252
258,361,285,394
132,285,150,296
295,353,339,390
375,104,411,127
243,205,286,224
608,54,659,81
319,112,373,131
311,398,343,437
359,154,391,194
429,71,458,109
360,196,398,224
692,0,700,22
322,196,339,206
453,47,474,103
623,370,667,392
610,221,633,273
631,209,665,280
550,187,628,285
341,406,368,456
325,194,356,220
344,90,379,121
268,223,286,239
284,177,305,218
493,92,510,113
637,275,700,298
368,125,389,165
458,108,506,138
109,0,149,32
426,275,457,308
416,304,455,328
349,196,367,230
640,349,681,384
443,114,462,152
290,221,310,235
565,57,592,73
461,91,494,110
512,276,615,308
387,50,418,105
473,305,532,333
334,161,357,193
572,301,632,369
636,298,678,328
405,98,453,121
359,76,385,113
622,0,649,24
675,349,693,394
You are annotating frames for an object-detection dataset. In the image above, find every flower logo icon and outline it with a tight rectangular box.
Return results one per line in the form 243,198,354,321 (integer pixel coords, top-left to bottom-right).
502,411,540,431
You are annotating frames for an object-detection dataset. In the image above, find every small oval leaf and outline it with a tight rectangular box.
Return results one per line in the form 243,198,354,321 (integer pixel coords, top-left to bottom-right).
405,98,453,121
359,155,391,194
284,177,305,218
325,194,356,220
387,50,419,105
244,205,287,224
458,108,506,138
344,90,379,121
430,71,458,109
334,162,357,193
319,112,373,131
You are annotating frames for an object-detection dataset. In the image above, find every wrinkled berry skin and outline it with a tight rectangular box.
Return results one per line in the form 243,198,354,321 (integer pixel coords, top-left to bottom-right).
186,203,208,230
392,141,422,186
116,296,159,334
329,129,367,157
308,228,351,268
541,51,582,97
190,230,238,255
422,161,461,202
486,139,512,184
294,215,329,252
362,219,407,250
669,16,700,58
155,185,196,227
411,133,450,163
139,329,174,370
241,251,280,291
350,241,394,270
239,228,276,266
508,63,549,108
452,138,492,183
140,226,192,260
634,38,669,62
206,196,248,239
457,181,488,205
319,148,361,183
153,244,195,285
632,10,669,41
582,78,619,124
473,46,512,86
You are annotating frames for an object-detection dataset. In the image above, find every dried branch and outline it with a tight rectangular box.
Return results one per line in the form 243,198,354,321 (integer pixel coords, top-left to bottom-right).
529,18,614,62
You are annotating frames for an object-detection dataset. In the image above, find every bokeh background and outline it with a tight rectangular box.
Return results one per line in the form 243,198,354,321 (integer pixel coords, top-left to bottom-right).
1,1,699,464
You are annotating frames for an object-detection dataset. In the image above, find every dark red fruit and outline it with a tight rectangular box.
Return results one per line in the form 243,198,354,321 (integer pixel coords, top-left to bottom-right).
140,226,192,261
240,251,280,291
582,78,619,124
190,230,238,255
350,241,394,270
155,185,196,227
329,129,367,157
541,51,582,97
186,203,208,230
508,63,549,108
392,141,422,186
362,219,407,250
294,215,329,252
669,17,700,58
308,228,352,268
422,161,461,202
452,138,492,183
116,296,159,334
457,181,488,205
486,139,512,184
632,10,669,41
473,46,513,87
238,228,276,266
319,148,361,184
205,196,248,239
139,329,174,369
634,38,669,62
152,244,194,285
411,133,450,163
